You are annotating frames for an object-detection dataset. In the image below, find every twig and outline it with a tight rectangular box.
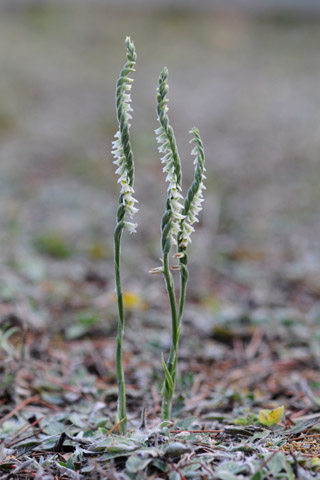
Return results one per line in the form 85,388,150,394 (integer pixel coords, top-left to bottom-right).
191,373,205,395
267,447,318,458
7,428,42,447
0,394,40,425
139,404,146,430
289,447,299,479
8,416,44,442
168,460,187,480
53,432,67,452
1,459,34,480
151,384,160,413
301,379,320,407
256,450,278,471
105,417,127,436
246,328,263,360
37,398,61,411
170,429,223,434
184,461,214,477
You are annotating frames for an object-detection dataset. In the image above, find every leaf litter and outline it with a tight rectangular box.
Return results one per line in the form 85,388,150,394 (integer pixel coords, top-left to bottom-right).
1,256,320,479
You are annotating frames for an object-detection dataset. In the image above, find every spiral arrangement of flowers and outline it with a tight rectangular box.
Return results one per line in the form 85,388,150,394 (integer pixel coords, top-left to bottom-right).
112,36,138,234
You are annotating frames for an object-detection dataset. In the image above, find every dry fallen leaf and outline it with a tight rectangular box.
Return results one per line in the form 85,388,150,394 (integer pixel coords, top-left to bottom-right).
259,406,284,426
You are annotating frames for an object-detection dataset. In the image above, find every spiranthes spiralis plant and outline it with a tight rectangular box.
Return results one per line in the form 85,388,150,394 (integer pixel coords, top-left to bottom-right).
175,126,206,381
112,36,138,435
152,68,206,420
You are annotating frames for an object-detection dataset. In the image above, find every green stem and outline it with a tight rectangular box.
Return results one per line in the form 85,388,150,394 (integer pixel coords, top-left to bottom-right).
114,221,127,435
161,252,178,420
170,251,188,388
178,256,188,325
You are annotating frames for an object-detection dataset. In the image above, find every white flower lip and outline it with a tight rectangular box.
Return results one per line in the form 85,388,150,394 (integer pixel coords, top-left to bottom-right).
149,266,164,274
124,221,138,234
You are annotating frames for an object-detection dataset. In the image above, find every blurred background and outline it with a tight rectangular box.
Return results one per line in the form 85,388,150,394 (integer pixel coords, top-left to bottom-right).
1,0,320,332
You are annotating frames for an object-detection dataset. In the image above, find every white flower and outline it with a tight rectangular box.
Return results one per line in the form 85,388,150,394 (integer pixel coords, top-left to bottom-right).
124,221,138,234
155,125,185,245
179,133,206,248
112,129,139,225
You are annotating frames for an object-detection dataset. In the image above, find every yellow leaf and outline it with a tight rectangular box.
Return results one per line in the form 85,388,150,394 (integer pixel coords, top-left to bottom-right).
89,243,108,259
113,291,148,311
311,457,320,467
259,406,284,426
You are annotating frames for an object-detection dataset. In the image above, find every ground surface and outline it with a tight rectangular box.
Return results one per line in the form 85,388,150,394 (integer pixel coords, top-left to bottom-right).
1,3,320,479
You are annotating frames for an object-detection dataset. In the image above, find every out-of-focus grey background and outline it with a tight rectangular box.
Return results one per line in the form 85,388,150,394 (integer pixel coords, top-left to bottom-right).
1,0,320,298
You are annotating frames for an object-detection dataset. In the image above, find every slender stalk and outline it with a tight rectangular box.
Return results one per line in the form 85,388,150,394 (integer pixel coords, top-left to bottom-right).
169,250,188,387
161,251,178,420
114,222,126,434
178,252,188,325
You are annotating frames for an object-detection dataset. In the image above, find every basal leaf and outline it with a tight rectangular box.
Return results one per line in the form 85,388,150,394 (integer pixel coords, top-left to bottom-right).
161,353,174,396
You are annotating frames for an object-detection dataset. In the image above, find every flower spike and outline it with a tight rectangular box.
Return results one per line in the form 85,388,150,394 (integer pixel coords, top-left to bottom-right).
112,36,138,232
179,127,206,249
156,68,184,248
